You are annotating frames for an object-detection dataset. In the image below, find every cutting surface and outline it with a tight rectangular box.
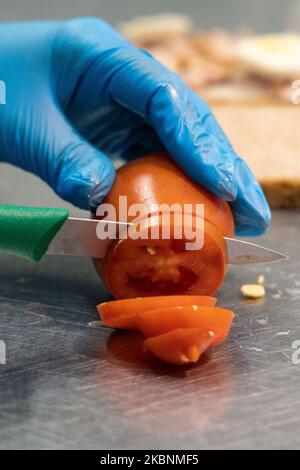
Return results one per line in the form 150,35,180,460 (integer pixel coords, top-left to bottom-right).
0,209,299,450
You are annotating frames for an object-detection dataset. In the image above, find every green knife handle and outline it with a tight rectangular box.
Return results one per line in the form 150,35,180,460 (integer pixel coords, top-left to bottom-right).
0,205,69,262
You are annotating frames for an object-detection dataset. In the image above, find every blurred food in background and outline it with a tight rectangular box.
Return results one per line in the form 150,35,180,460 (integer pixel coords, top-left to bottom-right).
119,14,300,208
119,13,300,104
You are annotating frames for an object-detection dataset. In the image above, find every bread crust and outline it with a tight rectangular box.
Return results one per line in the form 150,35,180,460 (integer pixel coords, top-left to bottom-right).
213,105,300,208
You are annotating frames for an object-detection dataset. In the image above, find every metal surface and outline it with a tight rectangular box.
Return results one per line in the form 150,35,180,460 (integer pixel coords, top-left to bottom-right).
47,217,286,265
225,237,288,265
0,210,300,450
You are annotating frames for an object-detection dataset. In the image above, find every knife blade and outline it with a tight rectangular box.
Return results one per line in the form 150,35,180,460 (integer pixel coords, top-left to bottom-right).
47,217,288,265
224,237,287,265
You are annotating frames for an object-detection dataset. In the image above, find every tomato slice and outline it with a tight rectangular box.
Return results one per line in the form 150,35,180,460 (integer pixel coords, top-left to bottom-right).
102,218,227,299
98,295,217,329
143,328,216,365
102,313,140,330
136,306,234,345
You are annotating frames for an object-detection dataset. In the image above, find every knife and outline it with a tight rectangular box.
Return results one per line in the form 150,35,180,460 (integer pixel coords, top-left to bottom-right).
0,205,287,264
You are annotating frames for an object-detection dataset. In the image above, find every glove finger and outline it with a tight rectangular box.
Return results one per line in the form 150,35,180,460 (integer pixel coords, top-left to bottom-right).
68,41,235,187
230,158,271,236
71,104,163,160
103,48,270,234
45,110,115,210
62,25,271,234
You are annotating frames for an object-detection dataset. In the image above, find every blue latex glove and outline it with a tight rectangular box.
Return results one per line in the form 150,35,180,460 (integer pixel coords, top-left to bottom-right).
0,18,271,235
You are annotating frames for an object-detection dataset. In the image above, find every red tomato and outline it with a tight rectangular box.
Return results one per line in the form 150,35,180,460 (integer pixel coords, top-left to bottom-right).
94,153,234,298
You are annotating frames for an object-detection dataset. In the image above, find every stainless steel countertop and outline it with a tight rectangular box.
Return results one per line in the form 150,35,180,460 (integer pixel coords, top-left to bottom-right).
0,209,299,450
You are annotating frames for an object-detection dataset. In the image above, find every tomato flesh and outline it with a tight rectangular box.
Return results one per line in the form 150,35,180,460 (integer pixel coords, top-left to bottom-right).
103,218,227,299
136,306,234,345
143,328,216,365
98,295,217,329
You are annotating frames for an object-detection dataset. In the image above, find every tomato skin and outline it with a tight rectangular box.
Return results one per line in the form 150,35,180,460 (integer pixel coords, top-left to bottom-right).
100,152,234,237
94,153,234,299
135,306,234,346
143,328,216,365
98,295,217,329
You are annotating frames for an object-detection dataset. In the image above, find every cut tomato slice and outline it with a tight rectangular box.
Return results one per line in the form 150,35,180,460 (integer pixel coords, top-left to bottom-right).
98,295,217,330
102,218,228,298
143,328,216,365
136,305,234,345
102,313,140,330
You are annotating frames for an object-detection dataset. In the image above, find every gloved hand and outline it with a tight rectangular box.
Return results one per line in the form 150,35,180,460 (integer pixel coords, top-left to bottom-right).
0,18,271,235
